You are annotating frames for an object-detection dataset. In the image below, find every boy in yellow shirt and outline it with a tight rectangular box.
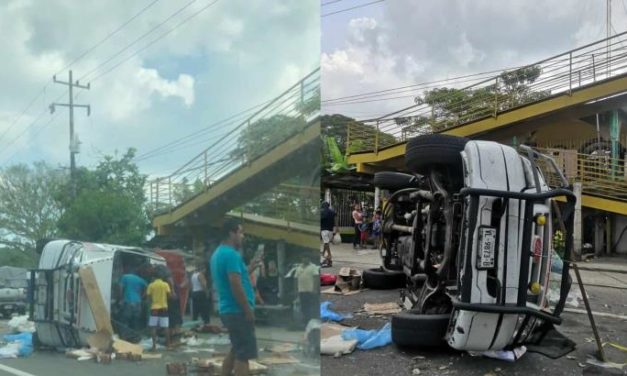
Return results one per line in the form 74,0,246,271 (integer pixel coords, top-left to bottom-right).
146,271,172,350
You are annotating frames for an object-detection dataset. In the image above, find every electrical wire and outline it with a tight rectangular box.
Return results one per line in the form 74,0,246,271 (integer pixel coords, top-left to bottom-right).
55,0,161,76
79,0,200,81
322,0,385,17
88,0,221,83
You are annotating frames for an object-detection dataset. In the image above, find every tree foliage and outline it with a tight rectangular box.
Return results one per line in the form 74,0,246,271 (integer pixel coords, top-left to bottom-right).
57,148,150,245
230,114,308,163
404,65,549,135
0,162,65,253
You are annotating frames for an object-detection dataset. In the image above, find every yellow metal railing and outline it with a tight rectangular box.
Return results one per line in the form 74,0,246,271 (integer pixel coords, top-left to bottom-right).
147,69,320,215
346,31,627,154
537,147,627,202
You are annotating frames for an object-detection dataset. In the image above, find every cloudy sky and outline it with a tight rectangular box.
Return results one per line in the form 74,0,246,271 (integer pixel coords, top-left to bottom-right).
0,0,319,177
322,0,622,120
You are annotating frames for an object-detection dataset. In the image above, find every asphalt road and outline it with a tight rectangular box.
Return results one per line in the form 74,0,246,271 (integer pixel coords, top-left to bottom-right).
0,320,320,376
320,247,627,376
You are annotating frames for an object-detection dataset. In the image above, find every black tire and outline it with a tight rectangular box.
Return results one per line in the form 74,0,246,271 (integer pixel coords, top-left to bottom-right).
391,312,450,348
362,267,406,289
373,171,420,191
405,134,469,174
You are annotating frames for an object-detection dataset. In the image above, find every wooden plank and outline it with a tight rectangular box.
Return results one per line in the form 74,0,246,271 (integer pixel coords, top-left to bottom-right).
78,266,114,335
113,339,144,355
86,330,113,352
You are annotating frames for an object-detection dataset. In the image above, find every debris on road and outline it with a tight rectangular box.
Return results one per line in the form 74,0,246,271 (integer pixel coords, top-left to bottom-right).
166,362,188,375
258,353,300,365
321,334,358,356
363,302,401,315
564,308,627,320
321,322,357,356
269,343,299,353
469,346,527,362
321,273,337,286
86,330,113,353
0,332,33,358
7,315,35,333
321,301,351,321
336,267,362,292
190,323,226,334
191,356,268,374
112,338,143,356
0,342,22,358
321,286,363,296
585,357,626,370
341,323,392,350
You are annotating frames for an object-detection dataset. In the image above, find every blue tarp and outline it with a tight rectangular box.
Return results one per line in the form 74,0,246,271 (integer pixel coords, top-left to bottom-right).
320,301,350,322
341,323,392,350
3,332,33,357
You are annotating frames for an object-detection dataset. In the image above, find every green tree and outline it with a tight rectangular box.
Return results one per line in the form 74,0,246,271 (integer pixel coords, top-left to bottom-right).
230,114,308,163
172,177,205,205
321,114,396,155
57,148,150,245
0,162,65,254
408,65,549,134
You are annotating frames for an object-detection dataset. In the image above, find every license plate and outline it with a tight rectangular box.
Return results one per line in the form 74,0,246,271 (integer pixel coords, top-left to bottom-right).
477,227,497,269
3,305,12,310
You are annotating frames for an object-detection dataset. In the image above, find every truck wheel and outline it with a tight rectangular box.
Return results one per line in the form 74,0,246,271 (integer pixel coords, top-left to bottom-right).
405,134,468,174
362,267,406,289
391,312,450,348
373,172,420,191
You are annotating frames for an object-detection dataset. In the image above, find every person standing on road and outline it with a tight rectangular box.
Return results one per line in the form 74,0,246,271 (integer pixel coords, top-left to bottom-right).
119,267,147,337
352,203,364,249
294,255,319,326
146,271,172,351
211,219,257,376
191,264,211,324
320,201,336,267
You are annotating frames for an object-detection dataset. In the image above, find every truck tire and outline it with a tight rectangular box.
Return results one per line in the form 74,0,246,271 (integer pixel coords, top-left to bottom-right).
405,134,469,174
373,172,420,191
391,312,450,348
362,267,406,289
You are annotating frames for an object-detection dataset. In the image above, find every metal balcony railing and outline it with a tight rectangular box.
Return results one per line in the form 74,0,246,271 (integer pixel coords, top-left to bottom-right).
346,31,627,154
147,68,320,215
536,147,627,202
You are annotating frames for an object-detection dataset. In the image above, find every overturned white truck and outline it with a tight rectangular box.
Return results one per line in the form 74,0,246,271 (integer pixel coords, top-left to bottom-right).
363,134,576,357
30,240,166,348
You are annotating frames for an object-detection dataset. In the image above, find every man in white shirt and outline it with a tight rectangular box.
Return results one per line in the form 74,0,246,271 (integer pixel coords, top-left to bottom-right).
294,256,319,326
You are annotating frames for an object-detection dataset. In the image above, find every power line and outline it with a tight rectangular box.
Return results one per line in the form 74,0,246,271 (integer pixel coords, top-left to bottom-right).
55,0,161,75
88,0,221,82
0,87,46,145
322,0,346,6
322,0,385,17
79,0,199,81
134,99,269,162
0,1,160,152
323,68,521,103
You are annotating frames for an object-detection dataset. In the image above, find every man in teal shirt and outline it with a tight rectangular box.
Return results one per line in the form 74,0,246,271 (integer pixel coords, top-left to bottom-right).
211,219,256,376
119,268,147,334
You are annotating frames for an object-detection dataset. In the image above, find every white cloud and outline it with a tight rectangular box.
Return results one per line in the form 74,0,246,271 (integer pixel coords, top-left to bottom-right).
0,1,319,171
137,68,195,107
322,0,620,119
449,33,485,68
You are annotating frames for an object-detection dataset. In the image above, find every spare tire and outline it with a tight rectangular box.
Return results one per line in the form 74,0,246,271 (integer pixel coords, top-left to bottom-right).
391,312,450,348
405,134,469,174
362,267,406,289
373,171,420,191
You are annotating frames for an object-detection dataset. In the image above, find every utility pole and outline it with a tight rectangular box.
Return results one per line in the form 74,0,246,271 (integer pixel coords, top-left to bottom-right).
50,70,90,195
